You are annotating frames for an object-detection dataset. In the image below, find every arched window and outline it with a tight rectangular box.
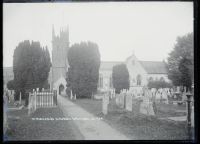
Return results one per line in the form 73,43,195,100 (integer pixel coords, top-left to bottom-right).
136,74,142,86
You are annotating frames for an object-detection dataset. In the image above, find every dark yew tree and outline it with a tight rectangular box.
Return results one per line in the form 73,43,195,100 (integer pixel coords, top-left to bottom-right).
112,64,130,94
13,40,51,103
7,80,15,90
66,41,100,98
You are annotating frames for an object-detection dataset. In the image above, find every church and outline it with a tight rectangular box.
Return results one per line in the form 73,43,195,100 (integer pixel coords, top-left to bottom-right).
49,26,170,95
3,26,170,94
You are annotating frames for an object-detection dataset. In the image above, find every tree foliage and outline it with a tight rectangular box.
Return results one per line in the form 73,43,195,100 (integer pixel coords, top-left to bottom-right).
112,64,130,94
7,80,15,90
13,40,51,101
147,79,173,89
66,41,100,98
167,32,193,91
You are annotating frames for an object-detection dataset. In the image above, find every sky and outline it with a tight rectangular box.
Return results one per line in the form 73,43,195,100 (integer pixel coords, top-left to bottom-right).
3,2,193,67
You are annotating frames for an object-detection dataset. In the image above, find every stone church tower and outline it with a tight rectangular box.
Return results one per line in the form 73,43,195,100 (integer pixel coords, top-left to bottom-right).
49,25,69,95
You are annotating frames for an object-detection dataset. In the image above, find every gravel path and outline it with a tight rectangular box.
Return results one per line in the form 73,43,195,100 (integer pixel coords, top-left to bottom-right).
58,95,131,140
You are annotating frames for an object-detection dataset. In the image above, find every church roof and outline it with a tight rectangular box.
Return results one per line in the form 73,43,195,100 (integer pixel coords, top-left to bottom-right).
100,61,123,70
139,61,168,74
100,61,168,74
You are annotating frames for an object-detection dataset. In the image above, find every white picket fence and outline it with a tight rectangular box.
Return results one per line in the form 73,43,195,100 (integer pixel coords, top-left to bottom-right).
28,90,57,115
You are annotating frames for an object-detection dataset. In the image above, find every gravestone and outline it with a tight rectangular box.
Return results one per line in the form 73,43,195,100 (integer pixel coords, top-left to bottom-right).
70,90,73,99
155,91,161,100
177,86,180,93
162,90,169,104
125,93,132,111
119,93,125,108
116,94,120,106
102,94,109,115
113,89,116,98
119,93,122,107
139,92,155,116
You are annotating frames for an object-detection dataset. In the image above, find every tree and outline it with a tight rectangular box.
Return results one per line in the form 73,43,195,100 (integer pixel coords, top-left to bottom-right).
147,79,173,89
7,80,15,90
66,41,100,98
178,57,192,91
167,32,193,92
13,40,51,103
112,64,130,94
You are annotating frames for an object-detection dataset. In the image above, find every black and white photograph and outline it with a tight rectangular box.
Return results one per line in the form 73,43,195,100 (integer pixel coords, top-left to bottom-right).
3,1,194,141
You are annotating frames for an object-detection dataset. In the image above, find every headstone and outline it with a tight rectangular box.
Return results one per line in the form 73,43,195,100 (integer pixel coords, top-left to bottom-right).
119,93,125,108
125,93,132,111
162,90,169,104
70,90,73,100
102,94,109,115
139,95,155,116
177,86,180,93
116,94,120,106
155,91,161,100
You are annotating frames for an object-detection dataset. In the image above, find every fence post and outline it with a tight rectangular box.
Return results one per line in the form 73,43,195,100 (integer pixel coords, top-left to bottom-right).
34,91,37,111
39,92,41,108
19,92,22,105
51,91,52,106
44,92,46,107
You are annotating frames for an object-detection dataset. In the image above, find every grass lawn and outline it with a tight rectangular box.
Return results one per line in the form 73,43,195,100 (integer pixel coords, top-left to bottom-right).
156,102,187,118
72,98,191,140
5,106,83,141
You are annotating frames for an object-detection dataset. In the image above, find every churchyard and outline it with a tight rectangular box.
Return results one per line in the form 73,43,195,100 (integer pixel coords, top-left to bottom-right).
4,86,194,140
71,87,194,140
3,88,83,140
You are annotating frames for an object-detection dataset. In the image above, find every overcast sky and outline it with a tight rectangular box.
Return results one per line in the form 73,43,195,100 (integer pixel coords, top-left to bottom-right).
3,2,193,67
